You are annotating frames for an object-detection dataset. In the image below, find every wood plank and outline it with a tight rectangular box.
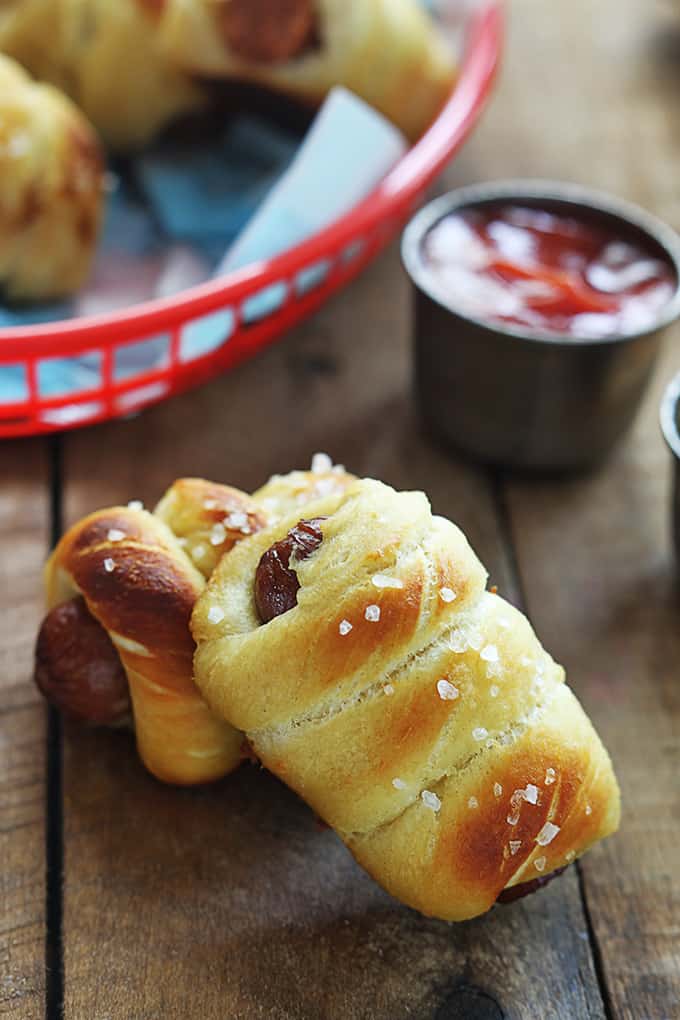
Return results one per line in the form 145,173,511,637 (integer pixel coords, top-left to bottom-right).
0,441,50,1018
453,0,680,1016
59,249,604,1015
506,338,680,1020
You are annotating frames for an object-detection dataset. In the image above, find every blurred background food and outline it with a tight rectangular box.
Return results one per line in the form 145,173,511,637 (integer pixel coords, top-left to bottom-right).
0,54,103,301
0,0,457,314
0,0,457,151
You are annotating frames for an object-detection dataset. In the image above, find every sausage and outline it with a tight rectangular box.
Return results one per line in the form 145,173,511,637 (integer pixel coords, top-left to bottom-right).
217,0,318,65
496,865,567,905
254,517,326,623
34,597,131,726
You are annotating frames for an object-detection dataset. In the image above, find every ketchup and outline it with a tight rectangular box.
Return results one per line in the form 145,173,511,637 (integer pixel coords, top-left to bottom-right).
423,204,676,338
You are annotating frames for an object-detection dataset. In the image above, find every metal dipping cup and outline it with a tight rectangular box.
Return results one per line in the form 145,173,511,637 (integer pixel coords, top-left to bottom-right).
660,372,680,564
403,181,680,472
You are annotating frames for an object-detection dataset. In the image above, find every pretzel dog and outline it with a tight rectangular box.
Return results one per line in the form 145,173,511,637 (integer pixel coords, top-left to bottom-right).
192,478,621,920
35,464,355,784
0,53,104,300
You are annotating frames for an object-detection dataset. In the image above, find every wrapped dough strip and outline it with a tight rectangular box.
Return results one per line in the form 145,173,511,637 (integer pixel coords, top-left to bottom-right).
192,478,621,921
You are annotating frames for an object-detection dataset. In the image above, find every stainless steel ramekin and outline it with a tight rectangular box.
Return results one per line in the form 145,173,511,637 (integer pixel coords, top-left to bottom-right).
660,372,680,563
403,180,680,472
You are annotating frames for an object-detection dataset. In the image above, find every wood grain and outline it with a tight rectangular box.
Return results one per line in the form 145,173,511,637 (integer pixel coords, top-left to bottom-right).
58,243,604,1017
505,345,680,1020
455,1,680,1017
0,442,49,1019
51,0,680,1015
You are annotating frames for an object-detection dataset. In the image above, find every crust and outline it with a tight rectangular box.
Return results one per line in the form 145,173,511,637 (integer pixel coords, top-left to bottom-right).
0,53,103,300
192,477,621,920
158,0,458,139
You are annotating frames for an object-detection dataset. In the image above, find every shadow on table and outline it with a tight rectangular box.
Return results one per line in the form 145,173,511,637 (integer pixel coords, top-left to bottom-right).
59,721,598,1020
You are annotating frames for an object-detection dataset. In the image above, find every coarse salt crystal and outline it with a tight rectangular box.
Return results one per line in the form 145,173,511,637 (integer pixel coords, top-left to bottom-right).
520,656,532,667
509,840,522,856
507,785,538,825
339,620,353,636
107,529,125,543
585,804,592,816
192,544,207,562
468,796,479,809
448,631,468,654
467,631,483,652
208,606,225,625
437,679,459,701
499,617,511,629
314,478,339,498
103,558,115,573
365,604,381,622
439,587,457,603
332,464,345,475
480,644,499,663
210,523,227,546
489,684,500,698
203,498,218,510
534,856,547,872
507,790,525,826
494,782,503,798
421,790,441,812
472,727,488,741
536,822,560,847
311,452,333,474
545,767,556,786
127,500,143,511
392,778,406,790
372,574,404,590
486,662,503,681
225,511,249,530
383,684,395,696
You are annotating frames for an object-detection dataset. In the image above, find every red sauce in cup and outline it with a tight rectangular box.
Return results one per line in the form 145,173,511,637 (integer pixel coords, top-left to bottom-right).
423,204,676,338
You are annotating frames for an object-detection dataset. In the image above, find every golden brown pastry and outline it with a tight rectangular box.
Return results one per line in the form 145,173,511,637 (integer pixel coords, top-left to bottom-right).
36,463,356,784
157,0,458,140
0,0,206,149
192,477,621,920
0,54,104,300
42,499,247,784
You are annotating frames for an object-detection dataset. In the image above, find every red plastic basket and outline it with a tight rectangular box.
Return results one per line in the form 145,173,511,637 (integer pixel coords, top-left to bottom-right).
0,2,503,438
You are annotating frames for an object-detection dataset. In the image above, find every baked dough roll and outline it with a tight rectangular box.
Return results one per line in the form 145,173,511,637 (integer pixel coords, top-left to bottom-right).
157,0,458,139
0,0,206,149
0,0,63,85
0,54,103,300
59,0,207,149
42,505,245,785
252,457,356,520
192,478,621,921
35,465,356,783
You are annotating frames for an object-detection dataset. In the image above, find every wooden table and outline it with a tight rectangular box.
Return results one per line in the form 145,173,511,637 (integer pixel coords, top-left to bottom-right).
3,1,680,1017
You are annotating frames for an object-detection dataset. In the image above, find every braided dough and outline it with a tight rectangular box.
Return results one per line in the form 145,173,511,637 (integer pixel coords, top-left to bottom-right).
157,0,458,140
0,53,103,299
192,478,621,920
